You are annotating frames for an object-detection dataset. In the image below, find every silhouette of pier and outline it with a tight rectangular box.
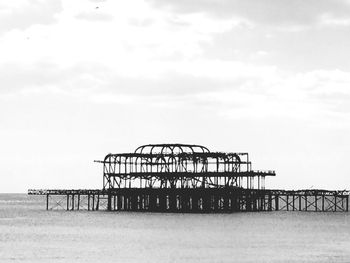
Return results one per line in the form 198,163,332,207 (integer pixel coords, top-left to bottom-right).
28,144,349,212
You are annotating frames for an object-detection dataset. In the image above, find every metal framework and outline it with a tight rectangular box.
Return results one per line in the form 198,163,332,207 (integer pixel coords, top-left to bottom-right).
28,143,349,213
96,144,275,190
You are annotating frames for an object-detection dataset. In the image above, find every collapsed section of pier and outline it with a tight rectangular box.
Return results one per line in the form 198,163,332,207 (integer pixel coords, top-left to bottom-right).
28,143,349,212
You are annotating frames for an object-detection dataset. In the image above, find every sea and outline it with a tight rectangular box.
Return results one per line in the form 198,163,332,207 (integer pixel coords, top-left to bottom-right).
0,194,350,263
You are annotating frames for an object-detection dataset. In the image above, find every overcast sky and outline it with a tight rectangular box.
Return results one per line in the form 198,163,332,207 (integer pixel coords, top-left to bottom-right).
1,0,350,192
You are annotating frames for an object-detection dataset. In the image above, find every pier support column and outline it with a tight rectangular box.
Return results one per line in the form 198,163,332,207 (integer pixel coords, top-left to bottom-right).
77,194,80,210
96,194,100,211
124,195,129,211
72,195,75,210
322,195,325,211
67,194,69,210
305,195,307,211
268,193,272,211
107,193,112,211
116,195,121,210
46,194,49,210
315,195,318,212
114,195,116,211
88,194,90,211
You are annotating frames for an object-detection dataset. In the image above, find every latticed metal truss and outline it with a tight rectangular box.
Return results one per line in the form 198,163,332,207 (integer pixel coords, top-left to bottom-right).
95,144,276,190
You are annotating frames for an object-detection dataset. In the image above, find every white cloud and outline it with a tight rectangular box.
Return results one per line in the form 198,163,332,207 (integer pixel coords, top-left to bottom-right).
0,0,62,34
318,13,350,26
148,0,350,27
0,0,243,70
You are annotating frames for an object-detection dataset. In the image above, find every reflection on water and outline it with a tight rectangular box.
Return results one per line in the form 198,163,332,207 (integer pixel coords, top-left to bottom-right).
0,194,350,263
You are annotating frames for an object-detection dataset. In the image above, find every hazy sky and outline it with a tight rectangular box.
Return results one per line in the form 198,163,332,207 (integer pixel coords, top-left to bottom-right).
1,0,350,192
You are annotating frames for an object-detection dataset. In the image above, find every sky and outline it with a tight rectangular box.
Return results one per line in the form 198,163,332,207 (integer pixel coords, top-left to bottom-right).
1,0,350,192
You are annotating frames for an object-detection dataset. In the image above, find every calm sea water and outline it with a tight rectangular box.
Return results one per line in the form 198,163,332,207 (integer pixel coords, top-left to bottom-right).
0,194,350,263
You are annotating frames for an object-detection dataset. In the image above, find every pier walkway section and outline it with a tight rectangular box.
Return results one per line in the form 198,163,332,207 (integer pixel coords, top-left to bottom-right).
28,188,349,212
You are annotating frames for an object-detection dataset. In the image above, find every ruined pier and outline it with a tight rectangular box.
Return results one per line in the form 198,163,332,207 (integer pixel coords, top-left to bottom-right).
28,144,349,212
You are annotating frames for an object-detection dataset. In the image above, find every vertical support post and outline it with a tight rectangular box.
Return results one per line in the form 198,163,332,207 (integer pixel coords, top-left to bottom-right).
346,196,349,212
263,194,267,211
124,195,128,210
275,195,279,211
107,191,112,211
67,194,69,210
240,192,244,211
245,192,250,211
315,195,317,212
96,194,100,211
322,195,325,211
224,192,229,212
129,193,133,211
146,193,150,210
88,194,90,211
259,193,264,211
72,195,74,210
149,192,155,211
305,194,308,211
77,194,80,210
46,194,49,210
117,195,123,210
136,194,141,210
252,192,257,211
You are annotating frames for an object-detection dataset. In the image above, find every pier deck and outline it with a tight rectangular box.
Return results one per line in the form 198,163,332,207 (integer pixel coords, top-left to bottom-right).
28,188,349,212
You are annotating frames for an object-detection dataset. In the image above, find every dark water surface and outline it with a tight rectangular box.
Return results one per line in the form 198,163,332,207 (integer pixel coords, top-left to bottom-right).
0,194,350,262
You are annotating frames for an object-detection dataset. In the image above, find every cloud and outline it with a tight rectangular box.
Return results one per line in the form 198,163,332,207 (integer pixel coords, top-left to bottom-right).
75,12,114,21
0,0,62,34
301,70,350,115
0,1,244,70
147,0,350,27
318,13,350,26
1,0,350,125
3,56,350,131
0,62,108,100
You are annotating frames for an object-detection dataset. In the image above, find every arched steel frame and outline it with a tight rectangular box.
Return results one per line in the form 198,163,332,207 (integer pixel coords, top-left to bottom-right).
97,144,275,190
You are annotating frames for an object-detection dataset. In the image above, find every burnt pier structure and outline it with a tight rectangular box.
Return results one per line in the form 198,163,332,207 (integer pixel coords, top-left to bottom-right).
28,144,349,212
